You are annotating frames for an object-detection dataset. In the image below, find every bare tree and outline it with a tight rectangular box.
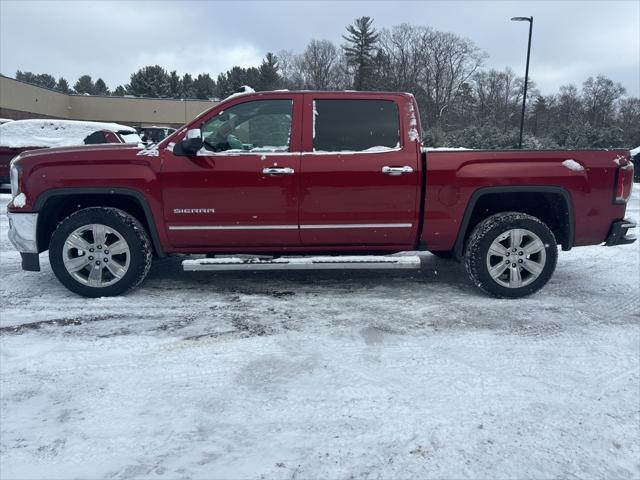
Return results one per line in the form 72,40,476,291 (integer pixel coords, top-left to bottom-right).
421,30,486,127
582,75,626,129
377,24,429,92
617,97,640,147
276,49,305,89
301,40,340,90
376,25,485,127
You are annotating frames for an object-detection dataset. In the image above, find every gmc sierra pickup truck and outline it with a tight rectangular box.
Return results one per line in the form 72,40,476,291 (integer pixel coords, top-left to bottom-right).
6,90,636,298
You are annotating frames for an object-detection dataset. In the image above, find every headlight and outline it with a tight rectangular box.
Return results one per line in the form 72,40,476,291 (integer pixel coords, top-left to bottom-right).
10,161,21,198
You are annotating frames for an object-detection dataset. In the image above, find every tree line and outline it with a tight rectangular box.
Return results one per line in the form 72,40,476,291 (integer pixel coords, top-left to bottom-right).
14,16,639,149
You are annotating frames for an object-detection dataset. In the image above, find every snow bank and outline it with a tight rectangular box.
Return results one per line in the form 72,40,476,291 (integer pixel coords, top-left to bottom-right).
562,159,585,172
629,146,639,157
0,119,137,148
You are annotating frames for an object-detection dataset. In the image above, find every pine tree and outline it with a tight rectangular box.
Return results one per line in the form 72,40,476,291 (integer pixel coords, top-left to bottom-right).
192,73,216,100
74,75,95,95
169,70,182,98
55,77,71,94
15,71,56,89
15,70,34,83
257,53,281,90
181,73,195,98
94,78,110,95
112,85,126,96
127,65,171,98
35,73,56,89
342,16,380,90
216,66,260,98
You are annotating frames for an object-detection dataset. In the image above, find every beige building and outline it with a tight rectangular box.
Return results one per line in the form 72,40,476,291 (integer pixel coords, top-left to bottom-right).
0,75,218,128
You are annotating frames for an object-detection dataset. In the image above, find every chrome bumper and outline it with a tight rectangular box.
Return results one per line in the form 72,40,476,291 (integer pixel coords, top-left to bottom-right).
8,212,38,253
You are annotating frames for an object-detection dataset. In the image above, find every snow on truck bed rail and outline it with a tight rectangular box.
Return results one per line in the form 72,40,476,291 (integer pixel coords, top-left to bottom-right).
561,159,585,171
0,119,137,148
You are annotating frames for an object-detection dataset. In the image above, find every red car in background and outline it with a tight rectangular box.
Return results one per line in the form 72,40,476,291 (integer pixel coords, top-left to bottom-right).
0,119,141,184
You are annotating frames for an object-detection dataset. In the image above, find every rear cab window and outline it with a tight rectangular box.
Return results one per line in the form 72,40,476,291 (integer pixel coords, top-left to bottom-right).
312,99,401,153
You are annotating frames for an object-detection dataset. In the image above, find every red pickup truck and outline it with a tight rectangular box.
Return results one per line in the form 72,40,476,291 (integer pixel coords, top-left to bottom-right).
7,91,636,298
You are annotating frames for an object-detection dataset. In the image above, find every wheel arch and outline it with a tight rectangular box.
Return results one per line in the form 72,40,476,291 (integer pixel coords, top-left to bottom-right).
34,187,164,256
453,186,574,259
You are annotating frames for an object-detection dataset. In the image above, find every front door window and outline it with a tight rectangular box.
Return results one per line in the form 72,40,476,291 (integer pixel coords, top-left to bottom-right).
201,99,293,153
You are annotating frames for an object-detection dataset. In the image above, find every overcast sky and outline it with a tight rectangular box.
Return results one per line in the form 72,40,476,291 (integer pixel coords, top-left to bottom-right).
1,0,638,96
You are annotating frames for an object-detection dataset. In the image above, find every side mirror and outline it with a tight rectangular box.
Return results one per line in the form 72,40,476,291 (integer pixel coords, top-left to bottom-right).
180,128,203,155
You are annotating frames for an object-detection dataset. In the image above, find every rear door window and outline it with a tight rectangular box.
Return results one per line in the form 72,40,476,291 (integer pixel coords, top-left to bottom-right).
313,99,400,152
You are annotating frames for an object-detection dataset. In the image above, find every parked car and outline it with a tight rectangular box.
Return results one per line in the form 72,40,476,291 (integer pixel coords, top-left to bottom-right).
139,126,176,144
7,91,636,298
630,146,640,182
0,119,141,184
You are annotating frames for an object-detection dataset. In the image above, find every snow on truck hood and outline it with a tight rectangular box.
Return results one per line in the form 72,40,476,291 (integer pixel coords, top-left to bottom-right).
0,119,137,148
13,142,143,160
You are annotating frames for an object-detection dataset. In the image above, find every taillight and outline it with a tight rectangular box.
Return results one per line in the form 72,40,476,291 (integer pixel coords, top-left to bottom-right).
614,160,634,204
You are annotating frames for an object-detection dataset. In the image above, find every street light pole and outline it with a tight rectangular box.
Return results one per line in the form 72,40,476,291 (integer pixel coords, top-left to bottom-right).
511,16,533,149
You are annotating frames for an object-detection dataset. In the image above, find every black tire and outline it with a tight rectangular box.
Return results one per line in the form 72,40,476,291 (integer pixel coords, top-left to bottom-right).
49,207,152,297
464,212,558,298
429,250,453,259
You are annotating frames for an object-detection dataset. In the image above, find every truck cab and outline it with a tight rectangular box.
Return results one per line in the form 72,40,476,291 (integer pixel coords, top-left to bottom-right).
164,91,420,251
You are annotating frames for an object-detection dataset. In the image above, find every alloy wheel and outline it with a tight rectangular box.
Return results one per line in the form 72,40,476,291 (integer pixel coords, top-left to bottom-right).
62,223,131,287
485,228,546,288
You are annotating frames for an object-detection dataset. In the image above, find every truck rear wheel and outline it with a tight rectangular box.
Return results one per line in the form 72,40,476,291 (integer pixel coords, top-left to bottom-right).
49,207,152,297
464,212,557,298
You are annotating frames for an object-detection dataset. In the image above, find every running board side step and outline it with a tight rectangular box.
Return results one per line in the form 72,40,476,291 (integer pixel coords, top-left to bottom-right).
182,255,422,271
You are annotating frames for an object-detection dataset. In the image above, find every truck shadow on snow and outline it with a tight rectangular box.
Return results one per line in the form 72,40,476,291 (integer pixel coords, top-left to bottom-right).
146,254,470,292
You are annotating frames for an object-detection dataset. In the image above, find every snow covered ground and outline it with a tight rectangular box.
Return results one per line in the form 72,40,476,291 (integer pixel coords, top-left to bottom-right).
1,191,639,479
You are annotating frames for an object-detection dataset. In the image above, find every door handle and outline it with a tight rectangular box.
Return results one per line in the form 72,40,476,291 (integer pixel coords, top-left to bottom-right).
262,167,295,175
382,166,414,175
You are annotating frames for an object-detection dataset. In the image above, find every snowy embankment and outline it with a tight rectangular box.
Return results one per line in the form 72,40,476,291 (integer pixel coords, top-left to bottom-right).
0,119,139,148
0,192,639,479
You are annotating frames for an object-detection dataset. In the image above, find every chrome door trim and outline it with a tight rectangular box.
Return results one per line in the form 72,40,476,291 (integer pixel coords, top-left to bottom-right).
169,223,413,231
169,225,299,231
301,223,412,229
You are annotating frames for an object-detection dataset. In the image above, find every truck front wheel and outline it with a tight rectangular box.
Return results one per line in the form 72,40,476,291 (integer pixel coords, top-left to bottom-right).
49,207,152,297
464,212,558,298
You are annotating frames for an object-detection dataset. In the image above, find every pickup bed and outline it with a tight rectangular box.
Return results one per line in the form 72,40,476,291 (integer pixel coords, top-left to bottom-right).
6,91,636,298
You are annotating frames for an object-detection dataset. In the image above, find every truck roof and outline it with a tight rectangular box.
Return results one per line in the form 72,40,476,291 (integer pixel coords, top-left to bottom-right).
226,90,415,100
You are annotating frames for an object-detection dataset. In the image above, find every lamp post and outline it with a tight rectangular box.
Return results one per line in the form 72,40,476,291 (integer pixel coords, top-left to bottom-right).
511,16,533,149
